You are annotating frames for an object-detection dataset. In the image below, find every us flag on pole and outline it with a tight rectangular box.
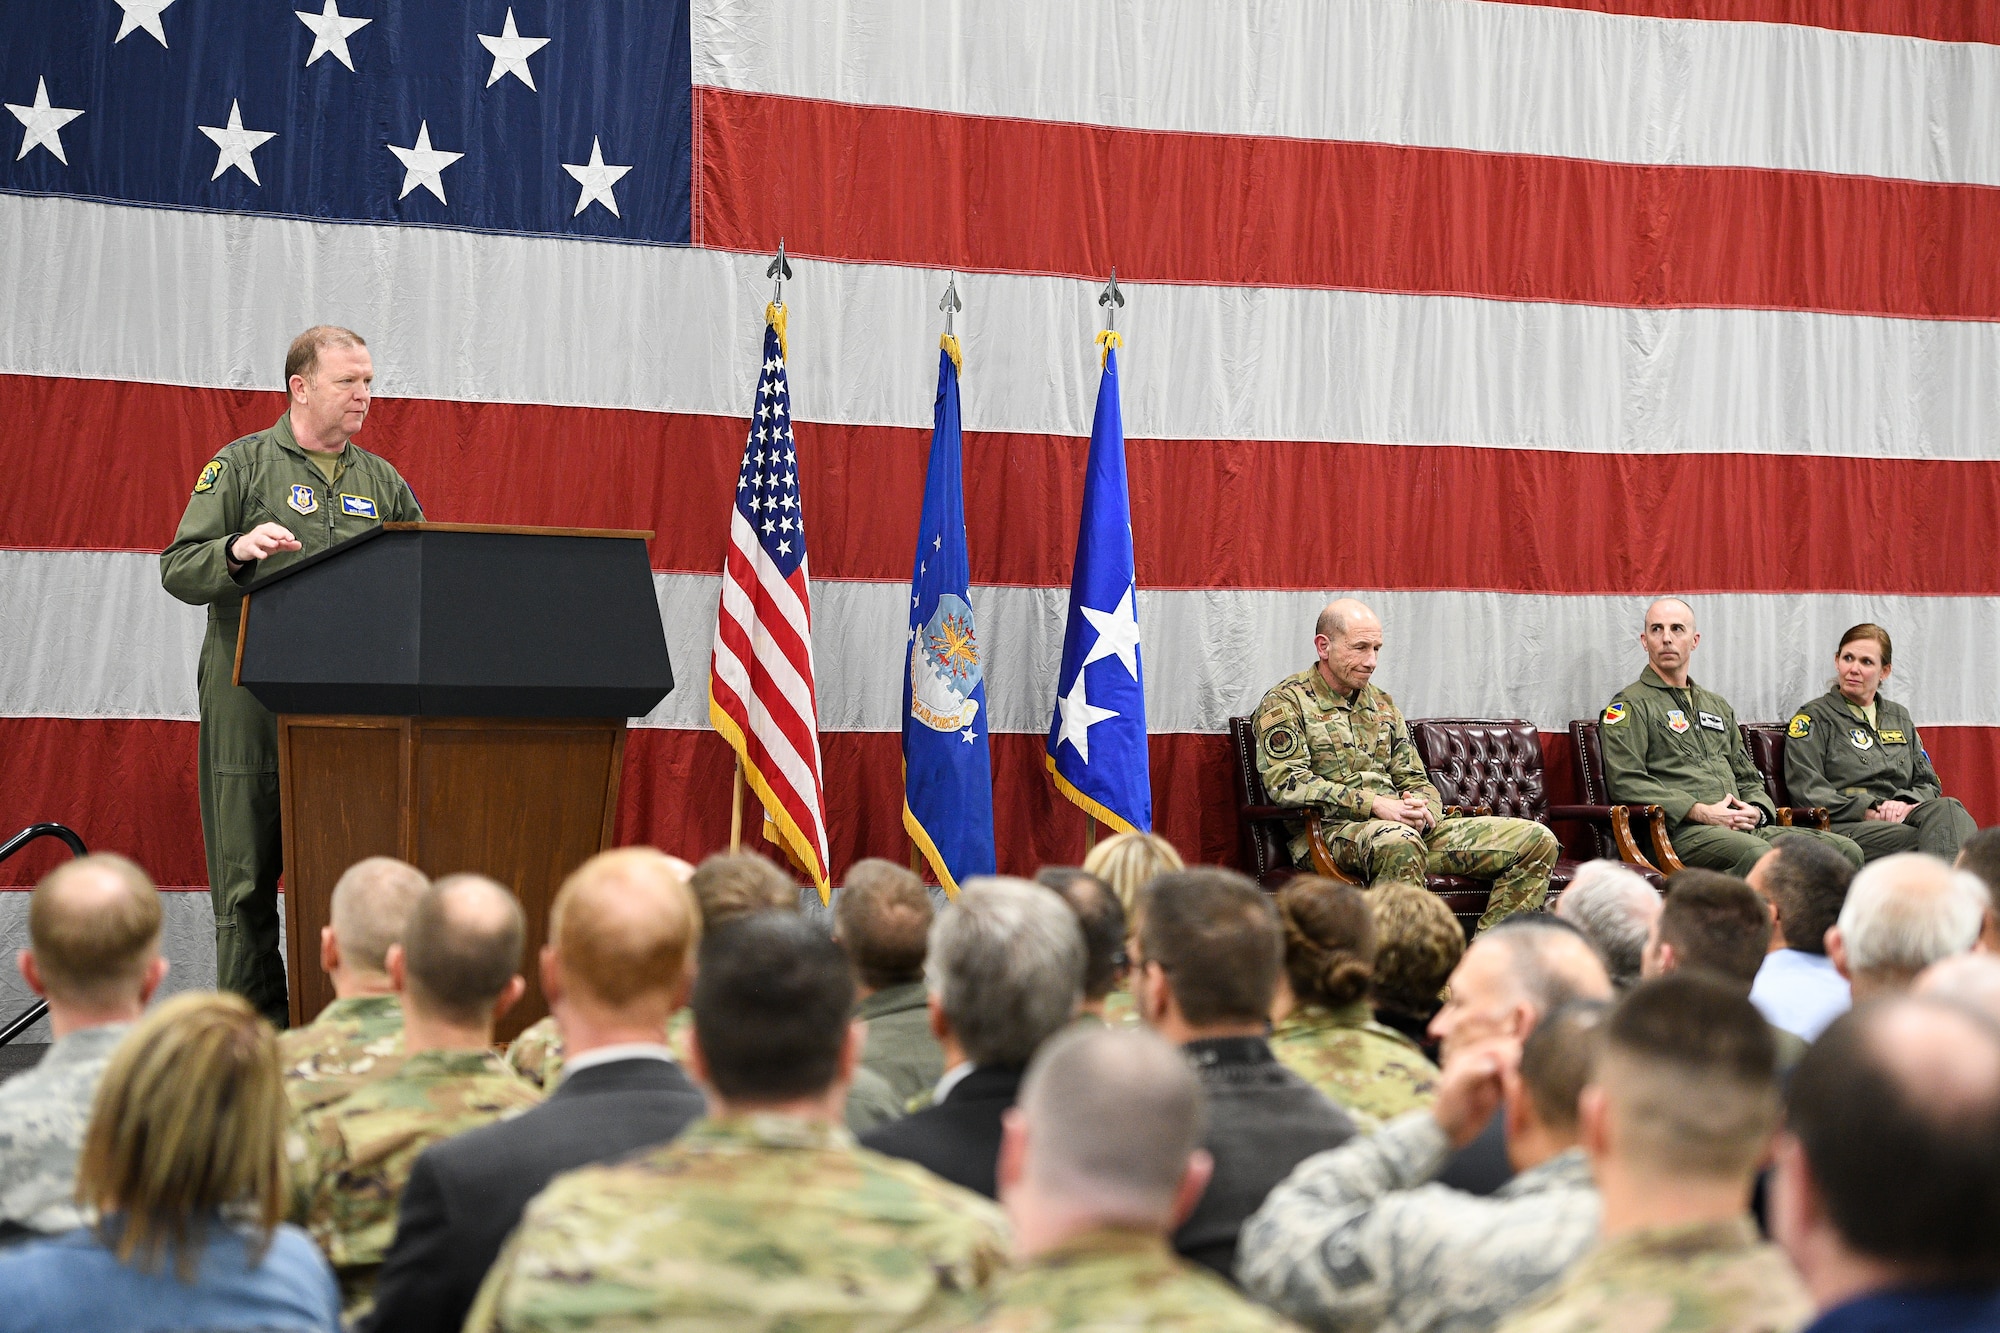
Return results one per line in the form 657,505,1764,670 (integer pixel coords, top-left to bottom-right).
708,306,832,900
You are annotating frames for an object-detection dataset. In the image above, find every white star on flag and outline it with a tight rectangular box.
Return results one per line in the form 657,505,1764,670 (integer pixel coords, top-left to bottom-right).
961,728,978,743
112,0,175,47
1079,585,1142,680
297,0,371,71
7,78,83,164
1055,676,1119,765
198,100,276,185
478,8,549,90
562,137,631,216
387,120,463,203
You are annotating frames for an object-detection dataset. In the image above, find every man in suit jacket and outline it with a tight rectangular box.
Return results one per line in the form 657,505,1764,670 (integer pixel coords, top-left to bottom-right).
863,877,1085,1197
360,848,704,1333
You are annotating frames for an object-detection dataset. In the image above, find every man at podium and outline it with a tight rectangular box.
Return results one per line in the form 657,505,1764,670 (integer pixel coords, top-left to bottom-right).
161,326,422,1026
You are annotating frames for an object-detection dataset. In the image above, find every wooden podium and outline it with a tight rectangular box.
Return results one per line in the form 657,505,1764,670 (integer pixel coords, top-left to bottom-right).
236,523,674,1037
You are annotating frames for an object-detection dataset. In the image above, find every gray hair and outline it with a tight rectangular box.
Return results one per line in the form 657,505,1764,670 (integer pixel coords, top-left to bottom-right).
926,876,1085,1067
330,857,430,974
1555,862,1660,991
1480,916,1614,1014
1838,853,1988,980
1915,953,2000,1027
1018,1026,1204,1224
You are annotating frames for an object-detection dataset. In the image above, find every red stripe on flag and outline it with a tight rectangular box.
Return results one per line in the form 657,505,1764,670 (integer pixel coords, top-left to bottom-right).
698,88,2000,321
1489,0,2000,44
12,376,2000,597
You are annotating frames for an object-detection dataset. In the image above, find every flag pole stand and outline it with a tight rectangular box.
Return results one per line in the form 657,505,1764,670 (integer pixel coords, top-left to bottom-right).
729,756,745,853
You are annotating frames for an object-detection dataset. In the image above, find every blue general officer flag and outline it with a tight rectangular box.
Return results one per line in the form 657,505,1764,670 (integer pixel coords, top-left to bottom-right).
903,335,996,893
1045,337,1151,832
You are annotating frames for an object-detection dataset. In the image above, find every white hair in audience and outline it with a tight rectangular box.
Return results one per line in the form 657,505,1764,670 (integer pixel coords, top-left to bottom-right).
927,876,1085,1067
1555,861,1659,989
1837,853,1987,979
1017,1026,1204,1223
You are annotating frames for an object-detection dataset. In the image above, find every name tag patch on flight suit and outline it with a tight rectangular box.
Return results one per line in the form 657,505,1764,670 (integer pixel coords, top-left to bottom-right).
1666,709,1690,734
193,460,223,493
340,494,378,518
1788,714,1813,739
1879,730,1907,745
1698,711,1726,731
286,484,318,515
1849,729,1875,751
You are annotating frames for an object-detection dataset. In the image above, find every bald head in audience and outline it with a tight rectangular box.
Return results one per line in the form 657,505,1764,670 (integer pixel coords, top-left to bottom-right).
322,856,428,999
388,874,527,1048
22,854,166,1037
1827,853,1987,1001
996,1026,1212,1258
1429,917,1613,1062
543,849,698,1052
1915,952,2000,1025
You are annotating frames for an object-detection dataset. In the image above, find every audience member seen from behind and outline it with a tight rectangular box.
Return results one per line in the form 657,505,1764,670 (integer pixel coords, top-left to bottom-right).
1745,835,1856,1040
0,993,339,1333
1428,918,1612,1196
1134,868,1355,1281
288,874,539,1321
1268,876,1439,1129
1554,860,1660,992
1641,869,1806,1071
1773,997,2000,1332
1782,623,1978,863
1826,853,1986,1002
957,1026,1295,1332
1495,973,1811,1333
1242,1001,1607,1333
1369,883,1466,1060
361,849,706,1333
1915,952,2000,1024
465,913,1008,1332
835,857,943,1105
1035,867,1128,1024
280,856,427,1115
0,854,165,1242
1955,826,2000,952
864,877,1085,1198
1081,830,1184,922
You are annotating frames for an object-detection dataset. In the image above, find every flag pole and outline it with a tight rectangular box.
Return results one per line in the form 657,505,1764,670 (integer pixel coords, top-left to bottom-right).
1084,268,1121,862
729,756,744,853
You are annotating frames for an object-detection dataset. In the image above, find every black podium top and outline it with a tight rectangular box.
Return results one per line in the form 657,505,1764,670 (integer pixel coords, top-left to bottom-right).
237,523,674,718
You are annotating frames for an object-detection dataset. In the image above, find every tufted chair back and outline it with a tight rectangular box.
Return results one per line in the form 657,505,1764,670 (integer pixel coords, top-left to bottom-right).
1569,720,1616,860
1739,723,1794,808
1408,720,1549,822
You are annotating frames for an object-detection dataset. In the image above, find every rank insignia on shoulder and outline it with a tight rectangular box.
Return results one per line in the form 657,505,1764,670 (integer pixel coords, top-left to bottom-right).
1878,730,1906,745
1849,728,1874,751
1666,709,1690,734
286,484,318,515
1788,714,1812,739
193,460,224,494
1265,726,1301,758
340,494,378,518
1601,703,1627,725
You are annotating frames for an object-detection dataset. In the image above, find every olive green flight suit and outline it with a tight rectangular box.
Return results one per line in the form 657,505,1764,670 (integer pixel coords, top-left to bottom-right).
1782,691,1976,862
161,414,421,1025
1599,667,1862,879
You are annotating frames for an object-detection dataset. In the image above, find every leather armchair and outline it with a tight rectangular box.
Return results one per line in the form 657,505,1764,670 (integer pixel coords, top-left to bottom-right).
1738,724,1833,830
1568,720,1684,877
1410,718,1665,894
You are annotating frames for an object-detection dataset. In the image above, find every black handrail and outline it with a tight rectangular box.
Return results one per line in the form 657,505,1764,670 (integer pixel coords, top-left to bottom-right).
0,824,89,1046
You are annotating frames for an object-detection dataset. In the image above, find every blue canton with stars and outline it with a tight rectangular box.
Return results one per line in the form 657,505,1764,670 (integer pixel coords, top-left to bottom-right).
735,322,806,579
0,0,691,243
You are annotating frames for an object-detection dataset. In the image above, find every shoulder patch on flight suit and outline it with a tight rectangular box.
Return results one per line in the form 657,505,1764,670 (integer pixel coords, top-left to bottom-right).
1878,730,1907,745
193,459,224,493
1666,709,1690,734
1849,729,1874,751
287,484,318,515
1601,702,1627,725
1265,725,1301,759
340,494,378,518
1788,714,1812,739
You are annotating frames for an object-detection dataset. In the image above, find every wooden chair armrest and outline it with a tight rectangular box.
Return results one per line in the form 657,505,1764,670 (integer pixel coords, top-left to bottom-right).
1642,806,1686,875
1302,811,1362,886
1240,804,1297,823
1776,806,1832,831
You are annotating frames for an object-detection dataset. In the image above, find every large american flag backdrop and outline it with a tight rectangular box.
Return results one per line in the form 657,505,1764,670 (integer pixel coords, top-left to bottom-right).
5,0,2000,893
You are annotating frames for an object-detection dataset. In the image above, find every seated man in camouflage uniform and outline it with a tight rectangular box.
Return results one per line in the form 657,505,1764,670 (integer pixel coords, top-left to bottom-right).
465,913,1008,1332
1600,597,1862,877
278,856,428,1116
289,874,540,1321
1255,599,1559,930
951,1026,1295,1332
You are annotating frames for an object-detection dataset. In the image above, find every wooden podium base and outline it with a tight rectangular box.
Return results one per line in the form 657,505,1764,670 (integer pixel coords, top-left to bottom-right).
277,715,627,1039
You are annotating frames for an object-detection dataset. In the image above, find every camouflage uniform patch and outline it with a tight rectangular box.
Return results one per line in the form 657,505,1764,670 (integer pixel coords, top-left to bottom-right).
1254,667,1558,927
1269,1001,1439,1132
0,1023,131,1235
289,1047,540,1321
1493,1218,1811,1333
277,994,405,1116
462,1113,1009,1332
502,1014,564,1090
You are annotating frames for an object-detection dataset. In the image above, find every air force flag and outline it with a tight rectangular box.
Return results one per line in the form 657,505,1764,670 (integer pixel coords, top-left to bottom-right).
903,337,997,892
1045,339,1151,832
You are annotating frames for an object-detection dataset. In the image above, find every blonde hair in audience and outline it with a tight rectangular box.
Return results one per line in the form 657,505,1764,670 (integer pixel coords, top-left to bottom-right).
1082,832,1185,919
75,992,287,1281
